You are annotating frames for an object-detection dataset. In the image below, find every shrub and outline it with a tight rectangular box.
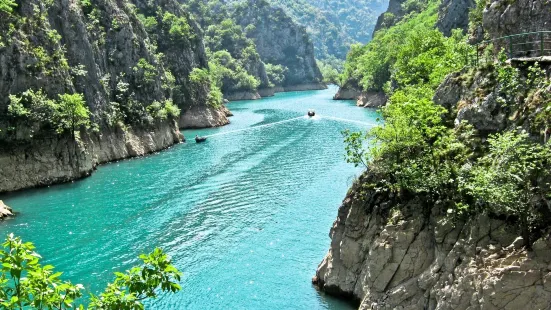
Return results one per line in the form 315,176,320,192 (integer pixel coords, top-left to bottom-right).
0,234,181,309
161,12,193,41
461,131,551,241
147,100,181,120
56,93,90,136
0,0,17,14
8,90,91,138
189,67,224,107
133,58,158,84
265,63,287,87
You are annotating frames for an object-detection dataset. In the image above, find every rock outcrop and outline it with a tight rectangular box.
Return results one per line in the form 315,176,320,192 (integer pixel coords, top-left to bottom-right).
334,87,387,108
224,91,262,101
315,173,551,309
357,92,387,108
334,87,362,100
436,0,475,36
373,0,407,36
179,105,232,129
484,0,551,40
0,201,14,219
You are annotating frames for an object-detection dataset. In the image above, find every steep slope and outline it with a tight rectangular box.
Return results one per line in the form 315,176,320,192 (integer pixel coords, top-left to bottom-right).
315,172,551,309
184,0,326,97
315,0,551,309
267,0,388,60
336,0,474,106
232,0,325,91
0,0,227,192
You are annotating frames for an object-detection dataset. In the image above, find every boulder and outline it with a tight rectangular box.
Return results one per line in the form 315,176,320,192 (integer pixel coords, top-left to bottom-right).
0,201,13,219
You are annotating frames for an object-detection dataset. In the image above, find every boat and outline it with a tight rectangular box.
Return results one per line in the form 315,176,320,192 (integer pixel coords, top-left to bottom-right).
195,136,207,143
308,110,316,117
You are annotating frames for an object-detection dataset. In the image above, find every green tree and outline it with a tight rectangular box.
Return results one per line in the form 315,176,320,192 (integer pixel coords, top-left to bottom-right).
56,93,90,138
265,64,287,87
461,131,551,243
0,234,181,309
0,0,17,15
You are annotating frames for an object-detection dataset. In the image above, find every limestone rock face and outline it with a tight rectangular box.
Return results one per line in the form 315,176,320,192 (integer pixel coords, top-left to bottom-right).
436,0,475,36
179,106,230,129
357,92,387,108
0,121,183,193
484,0,551,41
224,91,262,102
232,0,324,88
433,70,513,135
334,87,362,100
373,0,407,35
315,173,551,310
0,0,228,192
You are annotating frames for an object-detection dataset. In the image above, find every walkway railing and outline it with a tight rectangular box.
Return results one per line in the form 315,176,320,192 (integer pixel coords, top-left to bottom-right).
468,31,551,67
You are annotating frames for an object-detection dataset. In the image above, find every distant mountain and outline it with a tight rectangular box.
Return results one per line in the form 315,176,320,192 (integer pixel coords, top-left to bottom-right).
267,0,389,60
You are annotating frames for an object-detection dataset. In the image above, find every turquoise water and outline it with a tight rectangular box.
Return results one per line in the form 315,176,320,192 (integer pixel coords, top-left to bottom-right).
0,85,379,309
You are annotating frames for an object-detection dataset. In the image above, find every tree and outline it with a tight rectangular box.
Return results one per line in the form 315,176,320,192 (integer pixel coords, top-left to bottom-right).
0,0,17,15
461,131,551,243
0,234,181,309
56,93,90,139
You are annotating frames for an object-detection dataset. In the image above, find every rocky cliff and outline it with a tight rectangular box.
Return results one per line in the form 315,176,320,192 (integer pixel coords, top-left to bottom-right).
0,0,228,193
315,172,551,309
436,0,475,36
317,1,551,308
232,0,326,90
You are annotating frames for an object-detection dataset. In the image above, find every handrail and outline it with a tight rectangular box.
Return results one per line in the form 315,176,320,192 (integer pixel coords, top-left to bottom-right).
469,31,551,67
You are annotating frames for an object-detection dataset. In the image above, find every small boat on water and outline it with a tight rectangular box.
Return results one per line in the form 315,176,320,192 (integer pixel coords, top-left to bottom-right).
195,135,207,143
308,110,316,117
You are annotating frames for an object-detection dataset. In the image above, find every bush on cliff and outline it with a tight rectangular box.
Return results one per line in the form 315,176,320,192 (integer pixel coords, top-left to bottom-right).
0,234,181,309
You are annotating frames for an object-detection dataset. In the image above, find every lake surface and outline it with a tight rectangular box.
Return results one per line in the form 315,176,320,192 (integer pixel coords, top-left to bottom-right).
0,85,379,309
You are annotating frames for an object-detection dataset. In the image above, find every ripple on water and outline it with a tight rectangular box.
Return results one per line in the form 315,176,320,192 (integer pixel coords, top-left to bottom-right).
0,86,378,309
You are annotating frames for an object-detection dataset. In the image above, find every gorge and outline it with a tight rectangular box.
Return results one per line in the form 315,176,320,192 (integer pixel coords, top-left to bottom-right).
3,0,551,309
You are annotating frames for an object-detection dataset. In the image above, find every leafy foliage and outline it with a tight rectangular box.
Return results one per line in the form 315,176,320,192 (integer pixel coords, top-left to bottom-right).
0,0,17,15
340,1,470,92
208,51,260,92
147,100,181,120
0,235,181,309
264,63,287,87
460,131,551,241
189,68,224,107
161,12,194,41
8,90,91,138
89,248,181,309
56,93,91,136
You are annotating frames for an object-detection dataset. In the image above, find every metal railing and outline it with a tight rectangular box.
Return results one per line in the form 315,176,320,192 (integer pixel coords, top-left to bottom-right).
469,31,551,67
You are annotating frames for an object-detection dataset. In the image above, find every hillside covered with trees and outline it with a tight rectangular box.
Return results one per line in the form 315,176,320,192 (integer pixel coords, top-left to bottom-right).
182,0,325,100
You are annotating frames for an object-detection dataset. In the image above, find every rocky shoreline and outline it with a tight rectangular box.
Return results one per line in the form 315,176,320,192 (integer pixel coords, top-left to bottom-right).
0,81,328,194
334,86,387,108
314,172,551,309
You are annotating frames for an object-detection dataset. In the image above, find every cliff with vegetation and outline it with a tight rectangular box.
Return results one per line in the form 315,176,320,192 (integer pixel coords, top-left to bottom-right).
183,0,325,100
316,0,551,309
266,0,388,61
336,0,474,106
0,0,227,192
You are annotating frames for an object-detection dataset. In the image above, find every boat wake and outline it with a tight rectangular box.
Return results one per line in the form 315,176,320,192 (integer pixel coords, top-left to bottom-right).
204,116,305,138
202,114,378,139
